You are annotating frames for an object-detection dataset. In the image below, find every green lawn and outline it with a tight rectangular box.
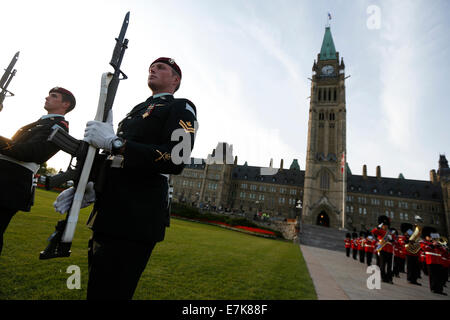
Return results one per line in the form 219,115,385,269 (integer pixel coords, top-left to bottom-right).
0,189,316,300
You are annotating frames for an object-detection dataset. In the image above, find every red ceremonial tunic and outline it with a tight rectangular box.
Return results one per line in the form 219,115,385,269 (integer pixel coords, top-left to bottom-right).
419,240,426,263
371,228,393,254
351,239,357,250
396,235,407,259
422,241,442,265
345,238,351,249
364,239,374,253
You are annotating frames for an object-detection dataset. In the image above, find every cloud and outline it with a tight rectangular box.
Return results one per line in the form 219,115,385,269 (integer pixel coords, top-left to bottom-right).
378,2,421,150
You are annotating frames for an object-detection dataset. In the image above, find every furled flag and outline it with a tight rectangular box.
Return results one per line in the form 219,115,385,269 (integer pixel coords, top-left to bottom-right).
328,12,332,20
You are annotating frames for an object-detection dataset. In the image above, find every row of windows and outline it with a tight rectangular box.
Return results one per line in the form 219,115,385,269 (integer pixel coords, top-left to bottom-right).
349,186,437,200
318,87,337,102
318,112,336,121
240,184,298,195
239,192,298,205
182,171,203,179
347,196,440,212
347,206,441,225
180,180,201,188
208,183,218,190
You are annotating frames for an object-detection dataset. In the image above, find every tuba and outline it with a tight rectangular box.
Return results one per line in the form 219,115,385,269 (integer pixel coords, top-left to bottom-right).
405,224,422,255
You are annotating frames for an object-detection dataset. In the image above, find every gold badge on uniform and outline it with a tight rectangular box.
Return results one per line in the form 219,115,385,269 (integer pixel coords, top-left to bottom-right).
155,149,171,162
179,120,195,133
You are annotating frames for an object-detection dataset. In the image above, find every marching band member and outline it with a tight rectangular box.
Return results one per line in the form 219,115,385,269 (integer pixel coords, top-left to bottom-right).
398,223,410,274
372,216,394,284
391,228,402,278
358,231,366,264
405,224,422,286
364,233,375,266
344,233,351,257
351,232,358,260
421,227,447,295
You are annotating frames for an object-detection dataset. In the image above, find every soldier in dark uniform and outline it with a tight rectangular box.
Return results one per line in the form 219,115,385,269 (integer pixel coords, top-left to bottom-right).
56,57,197,299
0,87,75,256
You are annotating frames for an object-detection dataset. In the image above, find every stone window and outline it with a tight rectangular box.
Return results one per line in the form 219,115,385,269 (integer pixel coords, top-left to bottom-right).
320,170,330,190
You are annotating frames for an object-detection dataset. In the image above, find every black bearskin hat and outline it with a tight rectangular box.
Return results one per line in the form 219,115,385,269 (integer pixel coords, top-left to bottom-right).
421,226,437,239
400,223,413,234
377,215,390,227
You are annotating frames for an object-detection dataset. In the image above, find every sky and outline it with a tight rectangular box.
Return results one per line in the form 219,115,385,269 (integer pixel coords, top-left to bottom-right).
0,0,449,181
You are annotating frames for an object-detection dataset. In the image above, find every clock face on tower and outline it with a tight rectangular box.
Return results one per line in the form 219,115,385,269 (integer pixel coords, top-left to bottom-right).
321,65,334,75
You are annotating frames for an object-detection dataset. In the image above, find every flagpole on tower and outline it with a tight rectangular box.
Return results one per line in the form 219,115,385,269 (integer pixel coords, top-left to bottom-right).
341,151,346,230
326,12,332,27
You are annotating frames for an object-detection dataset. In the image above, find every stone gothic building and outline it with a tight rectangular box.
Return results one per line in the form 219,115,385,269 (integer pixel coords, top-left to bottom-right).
170,26,450,237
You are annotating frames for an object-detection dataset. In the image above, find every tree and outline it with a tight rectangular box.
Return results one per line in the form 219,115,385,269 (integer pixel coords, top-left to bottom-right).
37,162,58,176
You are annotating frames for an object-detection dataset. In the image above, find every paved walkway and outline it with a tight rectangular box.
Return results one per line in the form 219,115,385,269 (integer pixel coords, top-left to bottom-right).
300,244,450,300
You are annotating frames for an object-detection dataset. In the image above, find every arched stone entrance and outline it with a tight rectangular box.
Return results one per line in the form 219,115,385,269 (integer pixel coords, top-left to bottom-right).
316,211,330,227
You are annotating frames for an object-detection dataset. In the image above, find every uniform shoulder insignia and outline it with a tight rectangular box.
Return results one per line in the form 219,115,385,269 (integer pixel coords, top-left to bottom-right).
185,102,196,117
59,120,69,129
172,98,196,115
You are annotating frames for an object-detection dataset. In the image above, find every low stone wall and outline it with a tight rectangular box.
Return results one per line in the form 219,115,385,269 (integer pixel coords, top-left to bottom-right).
251,219,299,241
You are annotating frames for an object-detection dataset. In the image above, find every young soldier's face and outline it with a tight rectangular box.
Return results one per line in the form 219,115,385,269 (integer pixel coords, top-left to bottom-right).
148,62,180,93
44,92,69,114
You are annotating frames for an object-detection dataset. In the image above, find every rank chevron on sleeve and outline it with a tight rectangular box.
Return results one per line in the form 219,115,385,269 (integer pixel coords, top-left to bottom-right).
179,119,195,133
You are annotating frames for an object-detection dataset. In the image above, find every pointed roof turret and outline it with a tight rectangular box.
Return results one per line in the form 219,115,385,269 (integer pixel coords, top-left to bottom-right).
319,26,337,61
289,159,300,171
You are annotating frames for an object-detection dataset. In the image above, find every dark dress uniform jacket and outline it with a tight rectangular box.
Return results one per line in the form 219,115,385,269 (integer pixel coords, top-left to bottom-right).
90,94,197,244
0,116,69,211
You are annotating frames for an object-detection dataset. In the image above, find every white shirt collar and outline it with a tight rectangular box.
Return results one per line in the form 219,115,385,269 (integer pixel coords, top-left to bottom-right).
41,114,64,120
153,93,173,99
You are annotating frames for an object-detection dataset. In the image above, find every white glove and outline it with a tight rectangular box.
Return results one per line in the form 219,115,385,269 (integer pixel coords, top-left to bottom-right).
83,110,116,151
53,182,96,214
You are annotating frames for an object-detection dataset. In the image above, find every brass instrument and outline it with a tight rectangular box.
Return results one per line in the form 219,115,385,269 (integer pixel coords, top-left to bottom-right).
405,224,422,255
437,236,448,248
376,229,391,253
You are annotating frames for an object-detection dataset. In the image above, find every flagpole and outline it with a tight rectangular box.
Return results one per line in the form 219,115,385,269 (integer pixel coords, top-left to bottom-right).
341,151,346,230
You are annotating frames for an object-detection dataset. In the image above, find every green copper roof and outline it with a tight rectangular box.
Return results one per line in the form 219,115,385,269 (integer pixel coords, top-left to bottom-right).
289,159,300,170
320,26,337,60
346,163,352,175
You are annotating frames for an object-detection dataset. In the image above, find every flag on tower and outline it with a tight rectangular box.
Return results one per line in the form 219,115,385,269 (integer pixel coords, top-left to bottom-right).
328,12,332,20
340,152,345,174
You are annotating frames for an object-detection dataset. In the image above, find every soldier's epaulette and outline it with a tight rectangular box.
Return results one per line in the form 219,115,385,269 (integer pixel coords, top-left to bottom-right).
172,98,197,118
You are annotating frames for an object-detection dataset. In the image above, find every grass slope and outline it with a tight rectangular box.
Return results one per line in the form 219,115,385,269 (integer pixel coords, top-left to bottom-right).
0,189,316,300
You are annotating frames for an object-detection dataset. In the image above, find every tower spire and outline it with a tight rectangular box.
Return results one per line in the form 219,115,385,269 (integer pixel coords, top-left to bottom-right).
320,24,337,61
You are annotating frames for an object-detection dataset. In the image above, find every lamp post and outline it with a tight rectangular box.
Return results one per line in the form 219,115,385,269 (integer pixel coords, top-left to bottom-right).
296,199,303,234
